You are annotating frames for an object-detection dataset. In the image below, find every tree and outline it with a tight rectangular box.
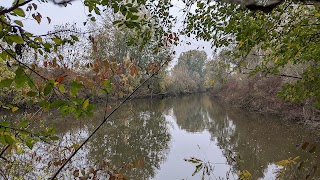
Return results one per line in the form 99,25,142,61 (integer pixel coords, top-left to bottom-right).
176,50,207,78
182,0,320,106
168,50,207,93
204,49,233,89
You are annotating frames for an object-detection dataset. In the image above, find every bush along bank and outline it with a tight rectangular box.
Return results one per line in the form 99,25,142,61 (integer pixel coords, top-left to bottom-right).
209,74,320,129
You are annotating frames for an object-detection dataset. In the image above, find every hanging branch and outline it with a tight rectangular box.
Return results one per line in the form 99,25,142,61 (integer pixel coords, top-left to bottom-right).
0,45,48,81
243,67,302,79
0,0,33,16
51,59,169,179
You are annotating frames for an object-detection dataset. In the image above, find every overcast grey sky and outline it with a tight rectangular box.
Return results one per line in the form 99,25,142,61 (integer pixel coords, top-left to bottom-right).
3,0,214,64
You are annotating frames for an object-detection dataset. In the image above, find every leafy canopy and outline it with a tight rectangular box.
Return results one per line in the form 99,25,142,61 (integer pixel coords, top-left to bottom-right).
182,0,320,105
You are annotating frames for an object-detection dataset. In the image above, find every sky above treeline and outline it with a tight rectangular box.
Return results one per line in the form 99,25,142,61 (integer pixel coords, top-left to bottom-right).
3,0,214,65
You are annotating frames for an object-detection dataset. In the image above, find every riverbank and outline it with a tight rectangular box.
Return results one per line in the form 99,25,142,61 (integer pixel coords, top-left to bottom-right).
208,75,320,130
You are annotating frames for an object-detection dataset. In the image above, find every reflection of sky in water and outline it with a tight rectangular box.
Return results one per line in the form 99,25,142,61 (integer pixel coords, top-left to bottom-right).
3,94,319,179
153,110,235,179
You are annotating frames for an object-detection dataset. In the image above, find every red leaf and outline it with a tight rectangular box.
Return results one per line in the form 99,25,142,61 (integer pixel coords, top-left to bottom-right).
106,104,110,112
54,75,68,85
138,160,143,167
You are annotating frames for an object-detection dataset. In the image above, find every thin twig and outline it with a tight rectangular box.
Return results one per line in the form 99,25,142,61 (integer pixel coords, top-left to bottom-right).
0,168,9,180
0,45,48,81
243,67,302,79
0,125,51,144
0,0,33,16
0,108,42,158
51,60,169,179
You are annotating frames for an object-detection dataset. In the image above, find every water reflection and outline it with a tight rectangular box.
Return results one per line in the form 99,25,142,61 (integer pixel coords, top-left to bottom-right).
2,94,319,179
159,94,319,179
198,95,319,179
87,100,171,179
169,95,212,132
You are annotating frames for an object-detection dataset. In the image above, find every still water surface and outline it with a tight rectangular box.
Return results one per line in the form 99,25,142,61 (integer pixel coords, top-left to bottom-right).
8,94,320,179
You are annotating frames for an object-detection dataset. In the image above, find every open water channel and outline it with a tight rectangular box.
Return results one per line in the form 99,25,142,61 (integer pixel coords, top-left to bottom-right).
3,94,319,179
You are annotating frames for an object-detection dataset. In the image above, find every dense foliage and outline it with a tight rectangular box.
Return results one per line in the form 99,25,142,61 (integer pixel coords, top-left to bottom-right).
182,0,320,106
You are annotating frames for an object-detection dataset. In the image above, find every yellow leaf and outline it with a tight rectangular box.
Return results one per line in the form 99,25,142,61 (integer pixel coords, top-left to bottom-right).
82,99,89,110
239,40,243,47
276,160,290,166
292,156,300,161
239,170,252,179
12,107,19,112
315,13,320,17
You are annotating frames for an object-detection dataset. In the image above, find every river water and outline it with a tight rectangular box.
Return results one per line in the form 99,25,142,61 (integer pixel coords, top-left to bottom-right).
3,94,319,179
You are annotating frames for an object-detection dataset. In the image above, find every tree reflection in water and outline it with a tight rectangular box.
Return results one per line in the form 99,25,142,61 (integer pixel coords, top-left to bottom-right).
87,99,171,179
174,94,320,179
207,95,319,179
2,94,319,179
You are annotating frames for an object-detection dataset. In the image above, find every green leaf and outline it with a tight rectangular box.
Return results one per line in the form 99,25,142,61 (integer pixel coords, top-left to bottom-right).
27,78,35,88
129,7,139,13
27,91,37,97
44,82,54,96
14,75,28,87
314,102,320,107
70,87,78,97
113,20,122,25
52,37,62,45
9,35,24,44
59,84,66,93
34,36,43,43
14,20,24,27
49,136,59,140
82,99,89,110
0,121,10,127
15,67,24,77
70,35,79,41
104,79,111,87
113,4,119,13
26,141,34,149
70,81,84,89
51,100,67,107
18,120,29,128
0,79,13,87
1,105,10,110
4,135,14,145
0,136,5,145
12,107,19,112
43,43,52,49
131,15,139,20
13,8,25,17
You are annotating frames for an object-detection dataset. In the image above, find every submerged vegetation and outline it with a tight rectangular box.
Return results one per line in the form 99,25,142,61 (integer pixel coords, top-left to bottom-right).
0,0,320,179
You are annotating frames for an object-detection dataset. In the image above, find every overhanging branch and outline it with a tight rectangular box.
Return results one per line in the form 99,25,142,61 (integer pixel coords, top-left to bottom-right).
0,0,33,16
